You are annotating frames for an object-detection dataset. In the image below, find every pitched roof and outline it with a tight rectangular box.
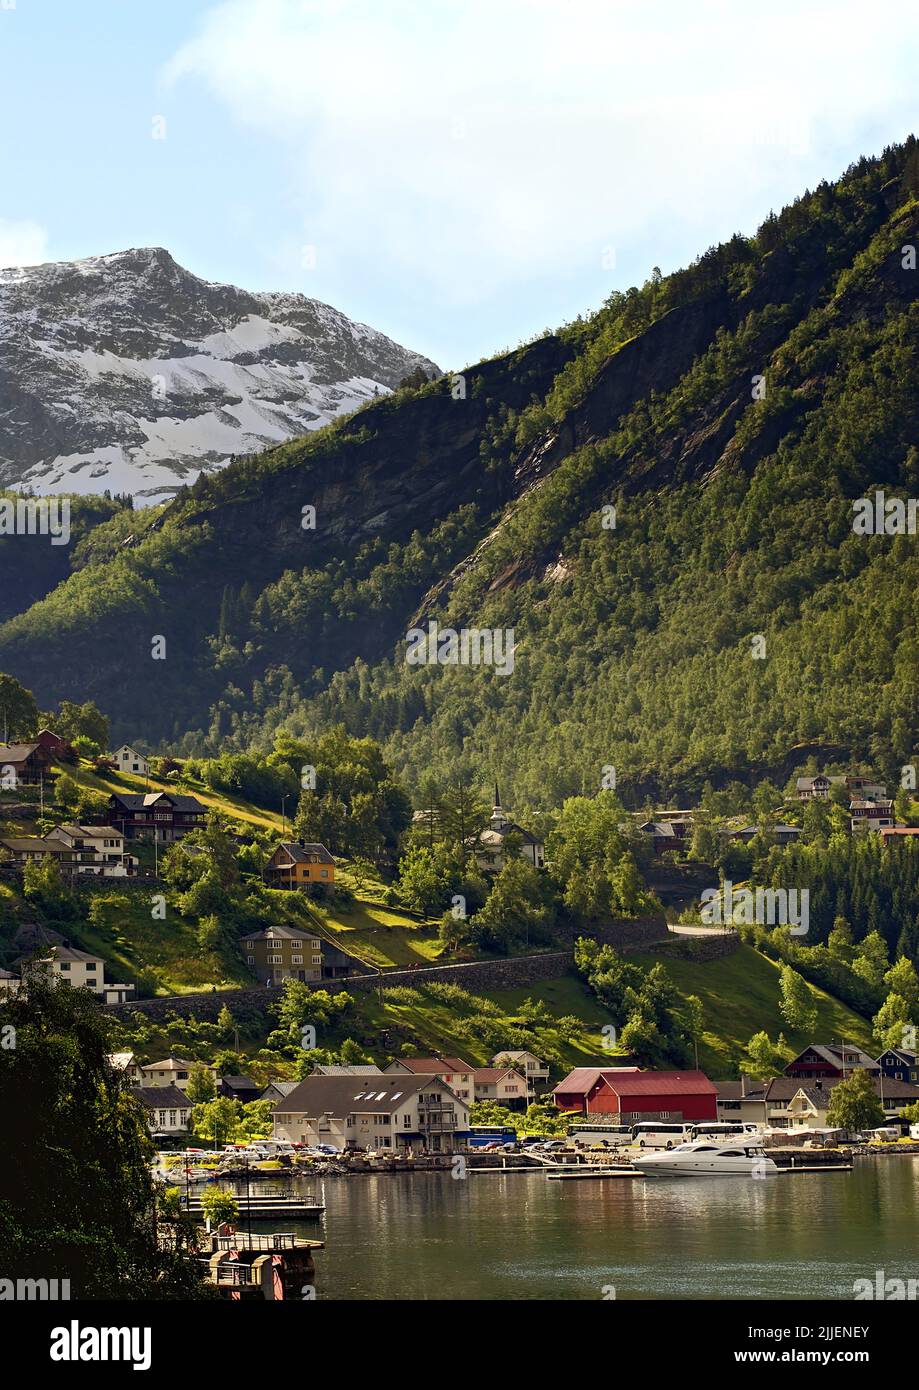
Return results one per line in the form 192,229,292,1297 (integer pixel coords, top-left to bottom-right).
220,1074,260,1091
552,1066,641,1095
241,924,319,942
474,1067,524,1084
142,1057,204,1071
390,1057,474,1075
714,1076,767,1101
55,824,122,839
272,841,335,864
260,1080,300,1098
271,1074,438,1117
133,1086,191,1110
108,791,205,811
600,1069,717,1098
0,743,41,761
786,1044,879,1072
313,1064,383,1076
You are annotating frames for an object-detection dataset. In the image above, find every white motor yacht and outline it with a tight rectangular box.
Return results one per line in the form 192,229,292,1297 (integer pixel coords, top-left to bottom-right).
632,1138,779,1177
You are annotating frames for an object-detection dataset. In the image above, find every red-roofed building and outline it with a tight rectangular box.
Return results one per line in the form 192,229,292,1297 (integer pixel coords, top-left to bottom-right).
552,1066,717,1122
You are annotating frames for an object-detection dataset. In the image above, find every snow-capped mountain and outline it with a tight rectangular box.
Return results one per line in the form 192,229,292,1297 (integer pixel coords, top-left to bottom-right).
0,247,439,505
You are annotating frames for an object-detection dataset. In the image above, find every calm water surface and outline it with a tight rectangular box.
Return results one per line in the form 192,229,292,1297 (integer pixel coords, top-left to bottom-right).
257,1158,919,1300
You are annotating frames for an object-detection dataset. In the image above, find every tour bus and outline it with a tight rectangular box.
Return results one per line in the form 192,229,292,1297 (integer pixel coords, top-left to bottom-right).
630,1122,687,1149
467,1124,517,1149
686,1122,761,1141
567,1122,634,1150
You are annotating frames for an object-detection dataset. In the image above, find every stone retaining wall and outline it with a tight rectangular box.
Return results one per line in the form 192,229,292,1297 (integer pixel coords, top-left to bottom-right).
104,951,574,1022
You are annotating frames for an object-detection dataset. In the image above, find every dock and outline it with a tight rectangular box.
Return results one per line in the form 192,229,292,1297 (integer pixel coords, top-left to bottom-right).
546,1166,641,1180
185,1193,325,1220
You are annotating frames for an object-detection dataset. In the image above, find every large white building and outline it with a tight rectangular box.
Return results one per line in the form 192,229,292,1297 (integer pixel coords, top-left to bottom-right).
272,1074,471,1153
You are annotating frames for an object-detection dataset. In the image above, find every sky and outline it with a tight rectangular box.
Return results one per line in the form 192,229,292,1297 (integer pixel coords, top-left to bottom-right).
1,0,919,368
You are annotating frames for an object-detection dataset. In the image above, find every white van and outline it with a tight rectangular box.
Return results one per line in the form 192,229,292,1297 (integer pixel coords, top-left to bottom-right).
631,1122,687,1150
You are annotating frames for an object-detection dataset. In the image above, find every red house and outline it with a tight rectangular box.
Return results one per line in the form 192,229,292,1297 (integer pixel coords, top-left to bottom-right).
552,1066,717,1123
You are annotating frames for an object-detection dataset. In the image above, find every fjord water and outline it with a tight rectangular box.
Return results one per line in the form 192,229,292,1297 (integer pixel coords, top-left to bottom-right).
282,1160,918,1300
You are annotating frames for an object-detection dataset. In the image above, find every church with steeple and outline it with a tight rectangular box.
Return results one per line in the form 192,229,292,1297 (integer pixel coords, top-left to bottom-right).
476,783,545,873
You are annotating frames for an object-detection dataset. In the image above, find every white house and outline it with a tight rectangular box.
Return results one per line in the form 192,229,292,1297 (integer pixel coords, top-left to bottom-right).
475,786,545,873
134,1085,192,1136
473,1066,529,1107
50,825,133,877
112,745,149,777
139,1057,219,1092
491,1050,551,1095
272,1074,471,1153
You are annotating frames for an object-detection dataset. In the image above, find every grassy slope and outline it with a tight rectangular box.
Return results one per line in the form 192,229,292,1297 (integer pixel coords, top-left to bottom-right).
632,944,874,1074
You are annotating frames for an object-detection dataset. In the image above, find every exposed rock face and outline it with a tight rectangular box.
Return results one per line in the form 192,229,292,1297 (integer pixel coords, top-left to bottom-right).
0,247,439,504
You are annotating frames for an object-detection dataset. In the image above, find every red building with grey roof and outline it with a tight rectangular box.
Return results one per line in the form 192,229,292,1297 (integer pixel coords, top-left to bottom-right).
552,1066,718,1122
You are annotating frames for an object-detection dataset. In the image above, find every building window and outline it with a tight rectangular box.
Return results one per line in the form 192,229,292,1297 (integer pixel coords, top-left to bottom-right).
292,956,303,965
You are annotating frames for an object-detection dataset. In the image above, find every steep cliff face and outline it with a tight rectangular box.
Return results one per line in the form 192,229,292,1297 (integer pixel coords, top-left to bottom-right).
1,143,918,796
0,247,438,503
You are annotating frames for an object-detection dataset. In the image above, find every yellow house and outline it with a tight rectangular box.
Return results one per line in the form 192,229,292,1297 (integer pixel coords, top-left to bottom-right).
265,840,335,890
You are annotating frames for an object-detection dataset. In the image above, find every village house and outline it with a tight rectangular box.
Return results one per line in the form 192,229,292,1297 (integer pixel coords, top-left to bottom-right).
0,825,134,878
133,1085,192,1137
764,1075,919,1129
639,813,695,855
473,1065,529,1107
722,822,803,845
850,798,895,833
112,745,149,777
272,1074,471,1153
107,1052,143,1085
552,1066,718,1122
715,1075,769,1127
385,1056,476,1106
219,1074,262,1105
555,1067,722,1123
796,773,887,801
784,1045,880,1079
107,789,206,843
139,1057,218,1092
880,827,919,843
264,840,335,891
52,824,134,877
259,1080,301,1105
34,728,74,758
491,1049,551,1096
876,1048,919,1083
241,925,358,985
0,741,56,787
14,943,135,1004
476,786,545,873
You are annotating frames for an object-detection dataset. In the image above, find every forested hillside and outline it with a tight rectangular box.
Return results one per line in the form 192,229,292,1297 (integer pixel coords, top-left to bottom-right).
2,141,919,810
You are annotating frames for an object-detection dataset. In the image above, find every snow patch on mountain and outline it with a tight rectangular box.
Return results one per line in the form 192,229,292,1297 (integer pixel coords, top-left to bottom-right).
0,248,439,506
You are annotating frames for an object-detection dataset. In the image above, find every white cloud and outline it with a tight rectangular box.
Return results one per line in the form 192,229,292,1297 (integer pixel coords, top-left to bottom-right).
0,218,49,269
165,0,919,309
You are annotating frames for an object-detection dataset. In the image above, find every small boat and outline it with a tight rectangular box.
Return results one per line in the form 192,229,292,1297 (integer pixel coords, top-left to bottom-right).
631,1139,779,1178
